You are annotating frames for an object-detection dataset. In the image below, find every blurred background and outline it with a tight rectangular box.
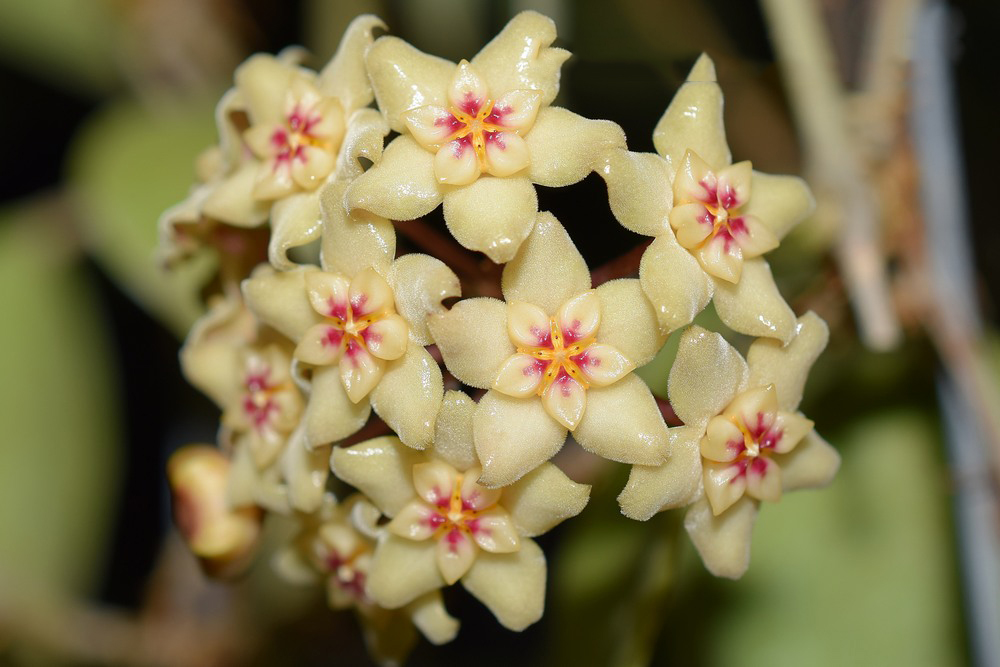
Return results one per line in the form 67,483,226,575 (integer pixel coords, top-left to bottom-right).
1,0,998,665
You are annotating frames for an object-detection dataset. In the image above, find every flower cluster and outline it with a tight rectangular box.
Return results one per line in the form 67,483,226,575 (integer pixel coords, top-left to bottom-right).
162,11,839,663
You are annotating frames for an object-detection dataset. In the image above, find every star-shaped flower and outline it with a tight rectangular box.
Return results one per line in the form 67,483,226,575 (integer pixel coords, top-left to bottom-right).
345,11,626,263
600,54,815,342
429,212,670,487
617,313,840,578
331,391,590,631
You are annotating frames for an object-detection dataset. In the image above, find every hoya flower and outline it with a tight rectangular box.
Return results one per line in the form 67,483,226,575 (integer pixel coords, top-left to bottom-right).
331,391,590,631
618,313,840,578
167,445,262,578
345,11,626,263
242,189,460,451
161,15,389,271
429,212,669,487
600,54,815,342
273,494,458,661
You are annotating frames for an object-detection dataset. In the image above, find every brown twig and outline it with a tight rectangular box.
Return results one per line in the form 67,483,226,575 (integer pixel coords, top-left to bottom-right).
591,240,651,287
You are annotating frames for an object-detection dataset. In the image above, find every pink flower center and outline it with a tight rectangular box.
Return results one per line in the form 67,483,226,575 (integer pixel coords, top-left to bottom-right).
240,367,287,433
421,473,496,552
269,104,330,168
440,95,512,169
517,317,598,395
697,178,748,252
726,411,784,480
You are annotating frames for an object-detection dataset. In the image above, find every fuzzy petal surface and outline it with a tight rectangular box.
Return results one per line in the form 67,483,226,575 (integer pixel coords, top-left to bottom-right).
407,592,460,645
242,265,318,342
712,258,796,343
442,176,538,263
330,436,423,517
594,279,665,367
320,182,396,277
367,534,445,608
599,149,672,236
428,297,512,389
335,108,390,182
501,212,590,314
389,254,461,345
473,390,567,488
668,326,748,427
346,136,443,221
461,537,546,631
652,54,731,170
304,365,371,447
268,192,322,271
282,426,331,513
432,390,478,472
618,425,703,520
743,171,815,240
684,495,758,579
503,463,590,537
774,430,840,491
370,343,443,450
573,374,669,465
747,311,829,411
202,163,271,227
316,15,385,111
365,36,453,132
525,107,626,187
639,233,713,335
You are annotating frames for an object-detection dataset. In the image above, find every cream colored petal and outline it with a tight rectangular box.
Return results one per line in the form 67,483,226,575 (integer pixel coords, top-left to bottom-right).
436,528,477,584
774,430,840,491
243,122,280,159
526,107,627,188
459,468,502,511
406,592,460,645
617,425,703,520
712,258,797,343
251,159,295,201
473,390,567,488
726,384,779,427
731,214,779,259
427,297,512,389
668,326,747,427
345,136,443,221
320,182,395,277
179,295,256,407
684,495,757,579
717,160,753,208
214,87,245,168
504,462,590,537
340,345,385,403
349,267,396,318
370,343,443,450
507,301,553,348
483,132,530,178
494,353,547,398
268,192,322,271
228,441,288,513
471,10,568,106
334,108,389,182
283,435,332,514
364,314,409,361
745,457,782,503
639,233,713,335
703,460,748,515
304,365,370,447
747,311,830,411
701,415,744,463
672,149,717,206
470,509,520,554
594,279,665,367
316,14,385,111
388,254,461,346
234,54,295,124
652,55,731,170
743,171,815,240
330,436,421,517
490,89,543,132
367,533,445,608
541,374,587,430
202,162,271,227
366,36,453,132
242,265,318,341
387,500,439,541
305,270,351,318
573,374,669,465
575,344,633,387
403,105,458,149
771,411,815,455
272,544,319,585
433,390,478,472
448,60,489,114
599,149,672,237
442,176,538,263
670,202,714,248
697,234,743,283
460,537,546,631
434,139,481,185
293,146,336,192
246,429,285,470
501,211,590,312
556,290,601,342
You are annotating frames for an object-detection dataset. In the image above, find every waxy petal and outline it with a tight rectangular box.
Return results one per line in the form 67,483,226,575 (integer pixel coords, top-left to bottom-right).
461,537,546,631
294,323,344,366
501,212,590,314
316,15,384,111
618,425,703,520
541,373,587,430
365,36,453,132
731,214,780,259
726,384,779,428
703,460,748,515
526,107,627,187
434,139,481,185
713,258,796,343
364,313,409,361
413,460,458,507
702,415,745,463
304,365,370,447
234,54,297,124
269,192,322,271
594,279,665,367
771,411,815,455
333,107,389,182
367,534,444,608
494,353,547,398
428,297,512,389
330,436,423,517
670,202,714,248
556,290,601,343
575,344,633,387
473,390,567,488
349,267,395,318
483,131,530,178
371,344,443,450
470,508,520,553
346,136,443,221
599,149,673,237
504,462,590,537
433,390,478,472
672,149,718,205
774,430,839,491
340,344,384,403
507,301,553,349
242,265,319,342
407,592,460,645
490,89,543,131
320,183,396,278
442,175,538,263
282,426,331,513
684,495,757,579
653,54,731,171
448,60,489,115
573,374,669,466
305,271,351,319
639,234,713,335
436,528,477,584
459,468,502,511
668,326,748,427
387,253,461,346
403,105,460,149
291,145,336,190
252,159,295,200
747,311,829,411
697,233,743,283
716,160,753,209
745,457,782,503
201,163,270,227
743,171,815,240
